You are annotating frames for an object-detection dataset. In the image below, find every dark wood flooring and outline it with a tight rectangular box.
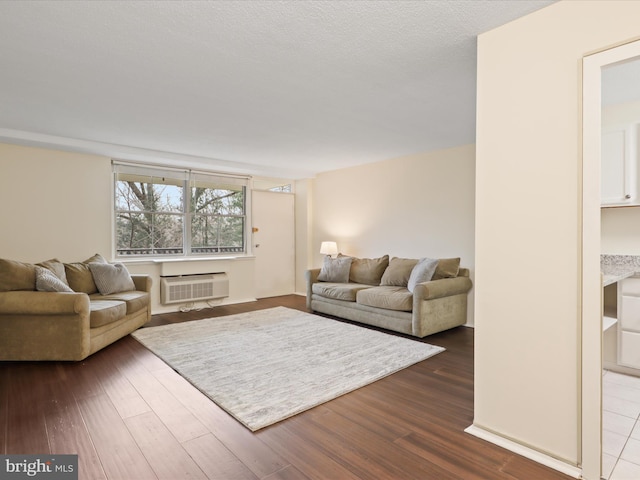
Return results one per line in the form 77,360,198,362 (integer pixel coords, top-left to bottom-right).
0,295,572,480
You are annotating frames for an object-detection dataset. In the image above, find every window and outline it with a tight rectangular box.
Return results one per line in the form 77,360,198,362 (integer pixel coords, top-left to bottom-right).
269,184,292,193
114,163,248,257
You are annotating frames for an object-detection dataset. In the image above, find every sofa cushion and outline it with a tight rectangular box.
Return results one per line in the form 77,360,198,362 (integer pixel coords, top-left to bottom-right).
312,282,371,302
89,300,127,328
356,286,413,312
433,257,461,280
349,255,389,285
36,258,69,285
88,262,135,295
380,258,419,287
65,253,107,294
407,258,439,293
94,290,150,315
35,266,73,293
317,256,353,283
0,258,36,292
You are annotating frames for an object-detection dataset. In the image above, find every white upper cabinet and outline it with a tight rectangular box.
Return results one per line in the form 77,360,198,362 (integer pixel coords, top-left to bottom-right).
602,124,639,206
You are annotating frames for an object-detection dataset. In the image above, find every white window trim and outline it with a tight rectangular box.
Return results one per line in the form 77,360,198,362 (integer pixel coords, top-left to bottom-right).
112,160,251,259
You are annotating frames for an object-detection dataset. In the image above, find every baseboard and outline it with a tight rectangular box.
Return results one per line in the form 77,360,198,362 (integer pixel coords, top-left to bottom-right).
464,424,581,479
604,361,640,377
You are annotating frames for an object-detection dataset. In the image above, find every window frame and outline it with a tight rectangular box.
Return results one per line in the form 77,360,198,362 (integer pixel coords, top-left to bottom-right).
113,162,249,259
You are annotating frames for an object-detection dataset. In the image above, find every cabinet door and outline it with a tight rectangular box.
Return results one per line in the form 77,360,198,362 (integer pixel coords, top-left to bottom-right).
621,295,640,331
601,128,631,205
621,276,640,296
620,330,640,369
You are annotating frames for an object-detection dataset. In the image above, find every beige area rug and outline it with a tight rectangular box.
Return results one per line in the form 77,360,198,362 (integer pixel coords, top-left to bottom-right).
132,306,445,431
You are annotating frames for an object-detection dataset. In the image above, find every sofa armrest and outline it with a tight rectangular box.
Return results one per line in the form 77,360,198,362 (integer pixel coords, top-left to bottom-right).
131,274,152,293
413,276,472,301
305,269,321,309
306,268,321,284
0,291,90,315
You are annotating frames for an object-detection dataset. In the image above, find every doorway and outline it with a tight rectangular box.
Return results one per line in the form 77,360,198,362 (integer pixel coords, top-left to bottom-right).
582,38,640,480
251,190,295,298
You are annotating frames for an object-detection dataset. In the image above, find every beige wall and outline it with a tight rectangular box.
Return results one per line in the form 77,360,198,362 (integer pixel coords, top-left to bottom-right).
0,142,257,313
0,142,113,260
294,178,314,294
475,0,640,469
311,144,476,325
0,140,472,317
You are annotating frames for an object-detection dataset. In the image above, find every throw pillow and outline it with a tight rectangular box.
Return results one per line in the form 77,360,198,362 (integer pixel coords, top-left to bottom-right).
0,258,36,292
349,255,389,285
36,258,69,285
432,257,461,280
380,257,419,287
35,266,73,293
317,256,353,283
65,253,108,294
88,262,136,295
407,257,439,293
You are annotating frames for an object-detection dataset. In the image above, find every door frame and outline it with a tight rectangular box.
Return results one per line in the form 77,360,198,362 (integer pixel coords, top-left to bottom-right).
251,189,295,298
582,38,640,480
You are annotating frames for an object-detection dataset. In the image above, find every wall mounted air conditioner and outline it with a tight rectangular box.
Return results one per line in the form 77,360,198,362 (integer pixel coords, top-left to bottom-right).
160,273,229,305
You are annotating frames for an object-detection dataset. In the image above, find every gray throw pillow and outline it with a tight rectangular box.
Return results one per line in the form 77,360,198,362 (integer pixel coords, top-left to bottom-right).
407,257,439,293
36,258,69,286
35,266,73,293
317,256,353,283
380,257,419,287
88,262,136,295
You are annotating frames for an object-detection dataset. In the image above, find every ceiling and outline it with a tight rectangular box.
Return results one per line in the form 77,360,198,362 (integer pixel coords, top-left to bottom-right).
0,0,556,179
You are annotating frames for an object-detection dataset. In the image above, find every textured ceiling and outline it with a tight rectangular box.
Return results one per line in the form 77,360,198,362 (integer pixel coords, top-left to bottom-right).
0,1,555,178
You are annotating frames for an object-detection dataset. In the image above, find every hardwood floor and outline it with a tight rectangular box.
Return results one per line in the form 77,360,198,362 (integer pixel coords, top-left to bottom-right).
0,295,572,480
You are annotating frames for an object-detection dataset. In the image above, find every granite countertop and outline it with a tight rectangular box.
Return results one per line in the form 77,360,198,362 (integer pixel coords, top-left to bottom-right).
602,255,640,286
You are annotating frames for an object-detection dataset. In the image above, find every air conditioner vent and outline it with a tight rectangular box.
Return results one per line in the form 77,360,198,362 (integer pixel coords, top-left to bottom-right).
160,273,229,305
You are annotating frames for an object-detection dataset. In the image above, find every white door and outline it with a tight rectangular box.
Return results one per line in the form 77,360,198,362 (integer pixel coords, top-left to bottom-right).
252,190,295,298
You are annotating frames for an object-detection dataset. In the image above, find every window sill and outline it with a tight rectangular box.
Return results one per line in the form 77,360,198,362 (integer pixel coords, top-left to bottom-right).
152,255,255,263
118,255,255,265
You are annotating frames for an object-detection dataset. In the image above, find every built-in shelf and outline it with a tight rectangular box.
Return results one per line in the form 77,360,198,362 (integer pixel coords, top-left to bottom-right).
603,315,618,332
604,304,618,332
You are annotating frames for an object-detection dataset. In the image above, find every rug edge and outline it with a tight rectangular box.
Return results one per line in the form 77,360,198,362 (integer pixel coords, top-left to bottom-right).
246,344,446,431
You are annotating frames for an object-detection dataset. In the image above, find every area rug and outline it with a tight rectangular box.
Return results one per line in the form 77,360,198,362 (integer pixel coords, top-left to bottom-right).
131,306,444,431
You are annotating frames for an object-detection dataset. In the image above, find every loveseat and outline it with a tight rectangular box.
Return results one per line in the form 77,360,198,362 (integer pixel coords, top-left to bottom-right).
0,254,151,361
306,255,472,338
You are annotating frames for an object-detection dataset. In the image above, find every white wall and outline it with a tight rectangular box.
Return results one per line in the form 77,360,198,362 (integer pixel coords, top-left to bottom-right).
602,207,640,254
0,142,257,313
311,144,476,325
475,0,640,471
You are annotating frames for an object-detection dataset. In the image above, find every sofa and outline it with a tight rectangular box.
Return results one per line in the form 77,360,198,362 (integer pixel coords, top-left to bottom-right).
306,255,472,338
0,254,152,361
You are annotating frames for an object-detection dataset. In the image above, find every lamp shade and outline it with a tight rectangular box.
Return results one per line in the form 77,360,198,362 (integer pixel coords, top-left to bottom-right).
320,241,338,256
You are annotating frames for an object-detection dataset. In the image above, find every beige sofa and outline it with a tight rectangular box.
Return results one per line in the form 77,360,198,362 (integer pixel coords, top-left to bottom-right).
306,255,472,338
0,255,152,361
